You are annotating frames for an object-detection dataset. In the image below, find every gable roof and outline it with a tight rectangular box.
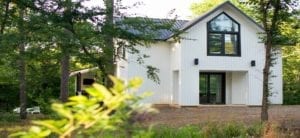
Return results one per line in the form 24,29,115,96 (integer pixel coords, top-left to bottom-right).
165,1,264,40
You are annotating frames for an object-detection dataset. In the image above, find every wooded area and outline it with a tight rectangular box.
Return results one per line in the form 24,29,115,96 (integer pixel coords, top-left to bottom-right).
0,0,299,123
0,0,177,119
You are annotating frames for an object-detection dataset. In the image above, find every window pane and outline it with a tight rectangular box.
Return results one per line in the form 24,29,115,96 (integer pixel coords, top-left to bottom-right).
224,34,238,55
200,74,208,104
208,34,222,54
209,75,222,104
209,13,238,32
200,75,207,94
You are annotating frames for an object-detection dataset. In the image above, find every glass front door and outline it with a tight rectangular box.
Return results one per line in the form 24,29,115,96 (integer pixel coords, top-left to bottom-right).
199,73,225,104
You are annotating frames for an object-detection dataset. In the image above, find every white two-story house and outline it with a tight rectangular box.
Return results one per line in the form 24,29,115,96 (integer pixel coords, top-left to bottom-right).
116,1,283,106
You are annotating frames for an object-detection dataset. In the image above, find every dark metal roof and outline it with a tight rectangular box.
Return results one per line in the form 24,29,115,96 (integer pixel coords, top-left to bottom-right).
115,17,188,40
152,18,188,40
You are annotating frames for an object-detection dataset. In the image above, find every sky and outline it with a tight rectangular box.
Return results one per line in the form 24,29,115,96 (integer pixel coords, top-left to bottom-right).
121,0,201,19
85,0,201,19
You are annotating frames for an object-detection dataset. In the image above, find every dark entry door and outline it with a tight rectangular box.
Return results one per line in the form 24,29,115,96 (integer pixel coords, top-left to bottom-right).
199,73,225,104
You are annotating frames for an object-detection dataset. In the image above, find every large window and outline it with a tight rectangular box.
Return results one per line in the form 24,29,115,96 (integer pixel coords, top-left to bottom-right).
207,13,240,56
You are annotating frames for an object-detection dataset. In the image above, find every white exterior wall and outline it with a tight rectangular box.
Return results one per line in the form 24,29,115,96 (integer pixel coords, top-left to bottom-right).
269,49,283,104
231,72,248,104
119,42,173,104
170,42,182,104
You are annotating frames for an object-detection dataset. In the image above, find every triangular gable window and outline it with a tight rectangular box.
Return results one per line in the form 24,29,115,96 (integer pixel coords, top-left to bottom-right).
207,12,240,56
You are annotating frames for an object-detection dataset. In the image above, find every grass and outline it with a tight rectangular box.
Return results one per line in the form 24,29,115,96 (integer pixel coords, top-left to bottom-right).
0,112,299,138
0,112,49,138
0,112,20,124
151,122,265,138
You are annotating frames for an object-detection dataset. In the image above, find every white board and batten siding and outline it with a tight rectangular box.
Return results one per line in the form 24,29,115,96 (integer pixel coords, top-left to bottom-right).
118,42,174,104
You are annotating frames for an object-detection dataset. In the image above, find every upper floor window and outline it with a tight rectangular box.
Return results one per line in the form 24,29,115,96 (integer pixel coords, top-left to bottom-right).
207,13,240,56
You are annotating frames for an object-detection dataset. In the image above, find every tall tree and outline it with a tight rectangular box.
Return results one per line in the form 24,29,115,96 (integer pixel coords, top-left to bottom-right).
103,0,116,86
247,0,299,121
59,0,72,102
17,7,27,119
1,1,29,119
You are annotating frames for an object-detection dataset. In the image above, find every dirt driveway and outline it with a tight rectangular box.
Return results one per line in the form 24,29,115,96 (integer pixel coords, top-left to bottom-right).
146,105,300,129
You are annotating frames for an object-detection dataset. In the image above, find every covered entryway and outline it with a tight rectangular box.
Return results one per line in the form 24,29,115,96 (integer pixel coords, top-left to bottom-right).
199,71,248,105
199,72,225,104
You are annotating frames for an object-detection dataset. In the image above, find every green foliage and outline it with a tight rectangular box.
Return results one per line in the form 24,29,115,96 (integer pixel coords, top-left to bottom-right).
282,45,300,104
190,0,224,16
190,0,255,19
0,84,19,112
10,76,153,138
151,122,264,138
151,125,203,138
246,122,264,137
222,123,244,137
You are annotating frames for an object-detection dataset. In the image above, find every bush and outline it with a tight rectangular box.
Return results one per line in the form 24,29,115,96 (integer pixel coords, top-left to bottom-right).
283,89,300,105
222,123,244,137
0,84,19,112
11,76,153,138
246,122,264,137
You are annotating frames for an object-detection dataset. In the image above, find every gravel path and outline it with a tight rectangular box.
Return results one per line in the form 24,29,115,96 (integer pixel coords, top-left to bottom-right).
146,105,300,129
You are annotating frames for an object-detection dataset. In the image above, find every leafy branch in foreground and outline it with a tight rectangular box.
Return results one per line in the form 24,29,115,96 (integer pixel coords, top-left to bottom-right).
10,76,154,138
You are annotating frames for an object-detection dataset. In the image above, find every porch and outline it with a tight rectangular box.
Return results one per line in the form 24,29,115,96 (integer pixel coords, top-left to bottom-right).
172,71,250,105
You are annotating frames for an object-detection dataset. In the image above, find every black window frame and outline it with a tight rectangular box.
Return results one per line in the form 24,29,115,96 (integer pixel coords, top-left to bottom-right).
207,12,241,57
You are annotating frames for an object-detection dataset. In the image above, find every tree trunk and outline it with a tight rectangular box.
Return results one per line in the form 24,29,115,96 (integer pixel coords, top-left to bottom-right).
60,47,70,102
259,0,281,122
18,7,26,120
261,40,272,121
103,0,116,87
19,42,27,119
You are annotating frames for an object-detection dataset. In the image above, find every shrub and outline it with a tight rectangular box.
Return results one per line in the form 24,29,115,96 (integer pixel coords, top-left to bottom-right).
0,84,19,112
10,76,153,138
222,123,244,137
246,122,264,137
283,90,300,105
202,123,223,137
